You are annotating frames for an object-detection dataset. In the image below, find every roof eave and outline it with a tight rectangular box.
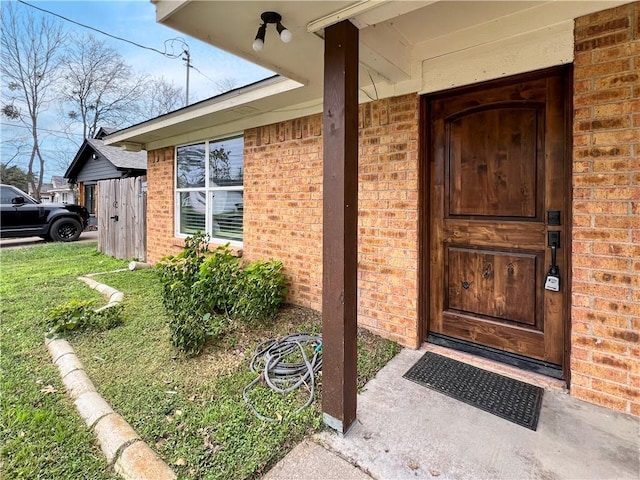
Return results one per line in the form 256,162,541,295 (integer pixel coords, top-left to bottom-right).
104,75,302,149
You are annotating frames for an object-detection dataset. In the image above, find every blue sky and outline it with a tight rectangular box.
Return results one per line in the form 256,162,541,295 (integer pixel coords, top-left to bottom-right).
1,0,272,180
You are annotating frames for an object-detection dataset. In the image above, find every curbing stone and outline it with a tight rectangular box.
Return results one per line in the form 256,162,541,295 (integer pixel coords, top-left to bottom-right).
62,369,97,399
78,276,99,289
74,391,115,428
93,413,141,465
96,284,118,298
109,292,124,304
54,352,85,377
44,272,177,480
47,338,75,363
115,441,177,480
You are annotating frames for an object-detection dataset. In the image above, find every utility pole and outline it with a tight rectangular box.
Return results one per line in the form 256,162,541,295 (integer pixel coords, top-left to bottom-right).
183,49,191,105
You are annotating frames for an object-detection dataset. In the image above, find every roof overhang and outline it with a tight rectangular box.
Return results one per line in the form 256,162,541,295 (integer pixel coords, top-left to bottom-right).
106,0,632,150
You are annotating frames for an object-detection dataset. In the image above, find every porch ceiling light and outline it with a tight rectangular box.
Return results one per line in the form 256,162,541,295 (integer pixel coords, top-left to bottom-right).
252,11,292,52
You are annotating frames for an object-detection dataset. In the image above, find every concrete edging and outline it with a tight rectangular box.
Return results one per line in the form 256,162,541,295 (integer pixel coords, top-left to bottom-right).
45,274,176,480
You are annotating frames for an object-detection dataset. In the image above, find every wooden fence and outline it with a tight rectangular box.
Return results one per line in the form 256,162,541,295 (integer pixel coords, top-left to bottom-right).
97,176,146,261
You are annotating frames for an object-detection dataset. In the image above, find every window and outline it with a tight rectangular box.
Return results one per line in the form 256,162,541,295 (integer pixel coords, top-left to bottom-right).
176,135,244,244
1,185,35,204
84,185,96,214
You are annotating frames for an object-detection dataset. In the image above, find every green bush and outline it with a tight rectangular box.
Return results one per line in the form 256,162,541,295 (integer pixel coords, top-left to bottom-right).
45,299,123,337
196,244,241,314
233,260,287,322
157,232,211,356
156,233,289,356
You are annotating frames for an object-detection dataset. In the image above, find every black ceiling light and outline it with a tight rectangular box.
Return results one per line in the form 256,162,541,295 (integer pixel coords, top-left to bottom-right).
252,11,292,52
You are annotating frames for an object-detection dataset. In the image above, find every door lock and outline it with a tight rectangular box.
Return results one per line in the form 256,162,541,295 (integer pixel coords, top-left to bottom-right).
545,230,561,292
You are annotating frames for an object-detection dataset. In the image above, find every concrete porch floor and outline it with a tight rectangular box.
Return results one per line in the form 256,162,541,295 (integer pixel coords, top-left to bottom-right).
266,348,639,480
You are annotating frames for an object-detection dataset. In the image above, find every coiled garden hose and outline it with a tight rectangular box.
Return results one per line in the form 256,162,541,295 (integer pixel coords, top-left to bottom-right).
243,333,322,422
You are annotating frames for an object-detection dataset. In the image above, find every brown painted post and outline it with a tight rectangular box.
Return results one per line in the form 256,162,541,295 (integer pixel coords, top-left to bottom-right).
322,19,359,434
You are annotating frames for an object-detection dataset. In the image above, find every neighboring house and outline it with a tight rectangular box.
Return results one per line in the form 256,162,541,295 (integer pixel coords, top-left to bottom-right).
65,127,147,226
27,177,75,203
29,183,54,203
46,176,76,204
106,0,639,427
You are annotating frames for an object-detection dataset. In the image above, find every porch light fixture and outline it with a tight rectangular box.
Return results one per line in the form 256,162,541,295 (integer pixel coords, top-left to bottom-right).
252,11,292,52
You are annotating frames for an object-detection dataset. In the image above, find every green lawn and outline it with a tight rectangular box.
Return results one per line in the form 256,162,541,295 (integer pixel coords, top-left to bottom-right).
1,242,400,479
1,243,126,479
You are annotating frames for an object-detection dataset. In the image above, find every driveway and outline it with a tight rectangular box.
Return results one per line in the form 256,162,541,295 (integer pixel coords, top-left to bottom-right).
0,229,98,249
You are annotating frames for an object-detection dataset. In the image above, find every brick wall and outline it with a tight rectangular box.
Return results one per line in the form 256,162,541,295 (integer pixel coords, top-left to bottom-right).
243,94,420,346
243,115,324,311
356,96,420,346
572,2,639,415
146,147,181,264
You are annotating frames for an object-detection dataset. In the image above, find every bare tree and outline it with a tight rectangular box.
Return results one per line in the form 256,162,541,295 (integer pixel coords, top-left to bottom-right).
214,77,238,94
60,33,148,138
1,2,66,199
144,76,184,117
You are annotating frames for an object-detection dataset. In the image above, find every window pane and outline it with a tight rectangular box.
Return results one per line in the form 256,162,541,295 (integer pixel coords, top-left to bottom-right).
210,190,243,241
179,191,206,234
209,136,244,187
177,144,205,188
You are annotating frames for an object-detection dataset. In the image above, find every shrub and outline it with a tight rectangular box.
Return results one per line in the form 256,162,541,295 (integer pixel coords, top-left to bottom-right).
196,244,241,315
45,299,123,337
233,260,287,322
157,234,289,356
156,232,212,356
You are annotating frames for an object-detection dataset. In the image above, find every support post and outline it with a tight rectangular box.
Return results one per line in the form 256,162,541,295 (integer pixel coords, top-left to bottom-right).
322,19,359,434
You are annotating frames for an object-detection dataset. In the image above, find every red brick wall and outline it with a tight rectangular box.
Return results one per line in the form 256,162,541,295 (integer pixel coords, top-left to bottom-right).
243,115,324,311
243,94,420,346
146,147,182,264
357,96,420,346
572,2,639,415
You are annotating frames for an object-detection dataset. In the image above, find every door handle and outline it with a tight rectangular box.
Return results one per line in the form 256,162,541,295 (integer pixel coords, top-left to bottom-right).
110,215,119,221
545,230,561,291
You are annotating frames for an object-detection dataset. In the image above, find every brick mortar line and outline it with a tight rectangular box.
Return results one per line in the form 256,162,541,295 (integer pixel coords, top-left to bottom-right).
45,273,176,480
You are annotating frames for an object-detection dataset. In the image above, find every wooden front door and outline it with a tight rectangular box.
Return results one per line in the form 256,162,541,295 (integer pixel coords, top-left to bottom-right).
427,68,569,368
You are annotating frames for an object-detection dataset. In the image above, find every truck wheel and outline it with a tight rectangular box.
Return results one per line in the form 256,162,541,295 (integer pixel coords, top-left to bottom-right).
50,218,82,242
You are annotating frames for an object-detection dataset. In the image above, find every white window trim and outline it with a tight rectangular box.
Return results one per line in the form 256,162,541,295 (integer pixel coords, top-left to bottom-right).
174,135,244,248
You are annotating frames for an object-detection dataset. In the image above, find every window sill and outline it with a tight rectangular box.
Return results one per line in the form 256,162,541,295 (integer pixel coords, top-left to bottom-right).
171,237,243,257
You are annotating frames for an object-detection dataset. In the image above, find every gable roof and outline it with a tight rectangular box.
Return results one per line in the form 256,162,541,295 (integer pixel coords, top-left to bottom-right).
49,176,73,191
86,138,146,169
95,127,116,139
65,136,147,181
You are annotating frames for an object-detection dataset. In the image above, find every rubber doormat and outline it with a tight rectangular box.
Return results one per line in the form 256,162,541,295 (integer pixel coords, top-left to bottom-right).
403,352,543,431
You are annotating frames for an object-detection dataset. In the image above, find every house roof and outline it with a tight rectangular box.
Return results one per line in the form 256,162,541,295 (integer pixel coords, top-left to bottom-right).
65,136,147,181
106,0,631,151
49,176,73,191
95,127,116,139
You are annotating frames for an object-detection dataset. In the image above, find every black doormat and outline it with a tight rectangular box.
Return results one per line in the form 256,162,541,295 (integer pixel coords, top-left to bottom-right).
403,352,543,431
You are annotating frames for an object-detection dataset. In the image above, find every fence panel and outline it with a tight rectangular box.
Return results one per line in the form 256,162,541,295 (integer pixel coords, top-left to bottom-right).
97,176,146,261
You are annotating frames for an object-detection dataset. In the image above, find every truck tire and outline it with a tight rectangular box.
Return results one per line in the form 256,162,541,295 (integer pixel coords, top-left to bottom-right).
50,217,82,242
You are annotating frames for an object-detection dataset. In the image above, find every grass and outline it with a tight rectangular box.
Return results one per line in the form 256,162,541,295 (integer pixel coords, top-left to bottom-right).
1,242,401,479
1,243,127,479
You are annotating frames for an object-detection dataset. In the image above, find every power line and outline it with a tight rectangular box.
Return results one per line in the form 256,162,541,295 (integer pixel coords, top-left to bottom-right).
17,0,186,59
191,64,220,87
1,122,84,137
